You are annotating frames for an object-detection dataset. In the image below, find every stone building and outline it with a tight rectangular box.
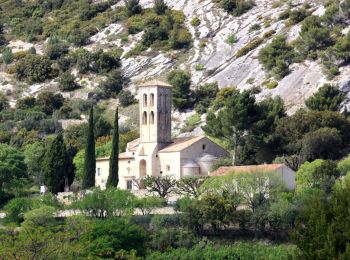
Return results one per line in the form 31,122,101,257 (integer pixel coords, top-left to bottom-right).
95,80,229,190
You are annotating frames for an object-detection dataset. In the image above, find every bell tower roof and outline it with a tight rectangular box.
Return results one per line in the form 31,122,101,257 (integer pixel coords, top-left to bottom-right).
139,80,172,88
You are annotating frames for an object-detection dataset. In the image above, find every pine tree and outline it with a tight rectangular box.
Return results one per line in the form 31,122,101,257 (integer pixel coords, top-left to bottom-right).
107,107,119,187
43,134,74,194
154,0,167,15
82,107,96,189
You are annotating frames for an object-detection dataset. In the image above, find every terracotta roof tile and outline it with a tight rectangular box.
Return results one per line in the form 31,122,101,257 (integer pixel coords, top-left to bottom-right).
210,164,285,176
159,136,205,152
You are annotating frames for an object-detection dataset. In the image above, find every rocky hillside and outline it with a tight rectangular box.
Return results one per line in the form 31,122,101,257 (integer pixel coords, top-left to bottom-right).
1,0,350,128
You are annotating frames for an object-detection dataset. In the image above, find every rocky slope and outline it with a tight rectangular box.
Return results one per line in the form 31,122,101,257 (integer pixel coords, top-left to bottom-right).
2,0,350,123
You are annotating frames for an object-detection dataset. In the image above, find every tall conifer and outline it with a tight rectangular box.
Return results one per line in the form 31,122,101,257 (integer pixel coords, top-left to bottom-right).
82,107,96,189
107,107,119,187
43,134,75,194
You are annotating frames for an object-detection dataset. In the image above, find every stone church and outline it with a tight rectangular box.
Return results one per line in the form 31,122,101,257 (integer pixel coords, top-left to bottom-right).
95,80,229,190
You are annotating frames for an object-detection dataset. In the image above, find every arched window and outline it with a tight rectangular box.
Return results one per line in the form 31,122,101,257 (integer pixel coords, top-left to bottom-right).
159,94,163,110
143,94,147,107
150,111,155,124
150,93,154,107
142,111,147,125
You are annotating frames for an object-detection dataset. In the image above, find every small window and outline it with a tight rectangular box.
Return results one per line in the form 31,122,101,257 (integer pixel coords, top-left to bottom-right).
202,144,207,151
150,93,154,106
166,165,170,172
97,168,101,176
127,167,131,174
142,111,147,125
150,111,155,124
143,94,148,107
126,180,132,190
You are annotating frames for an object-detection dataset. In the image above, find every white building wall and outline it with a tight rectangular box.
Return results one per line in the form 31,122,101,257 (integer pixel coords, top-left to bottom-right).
95,158,137,190
158,152,181,179
95,159,109,189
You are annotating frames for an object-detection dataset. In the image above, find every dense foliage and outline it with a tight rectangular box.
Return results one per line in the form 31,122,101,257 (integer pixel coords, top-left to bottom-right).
107,108,119,187
82,107,96,189
42,134,75,194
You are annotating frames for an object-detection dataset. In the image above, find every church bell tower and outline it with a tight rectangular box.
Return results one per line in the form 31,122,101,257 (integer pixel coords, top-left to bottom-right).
139,80,172,145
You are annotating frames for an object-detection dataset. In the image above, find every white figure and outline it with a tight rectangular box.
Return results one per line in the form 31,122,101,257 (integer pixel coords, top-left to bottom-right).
40,185,46,195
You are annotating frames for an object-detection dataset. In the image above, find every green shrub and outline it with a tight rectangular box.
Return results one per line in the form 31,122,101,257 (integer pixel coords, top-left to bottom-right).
134,196,166,215
195,63,205,71
70,188,136,218
59,72,79,91
2,47,13,64
249,23,261,32
45,38,69,60
79,2,110,21
99,70,125,98
264,80,278,89
219,0,254,16
146,242,300,259
259,35,295,78
227,33,237,44
278,9,290,20
262,29,276,39
118,90,135,107
199,40,207,48
305,84,345,112
36,91,64,115
125,0,143,17
190,17,201,27
126,15,145,34
288,8,308,25
181,113,201,133
169,26,192,49
154,0,168,15
167,70,192,109
0,92,9,112
4,197,33,224
80,218,147,257
192,82,219,113
236,37,263,57
69,29,90,46
296,15,332,56
15,54,55,83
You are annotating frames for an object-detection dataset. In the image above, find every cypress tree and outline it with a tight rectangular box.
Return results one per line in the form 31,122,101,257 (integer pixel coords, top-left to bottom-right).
43,134,74,194
107,107,119,187
82,107,96,189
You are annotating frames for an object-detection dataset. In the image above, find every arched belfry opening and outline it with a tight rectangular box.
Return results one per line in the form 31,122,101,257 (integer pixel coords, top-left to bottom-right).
150,111,155,124
143,94,148,107
142,111,147,125
150,93,155,106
